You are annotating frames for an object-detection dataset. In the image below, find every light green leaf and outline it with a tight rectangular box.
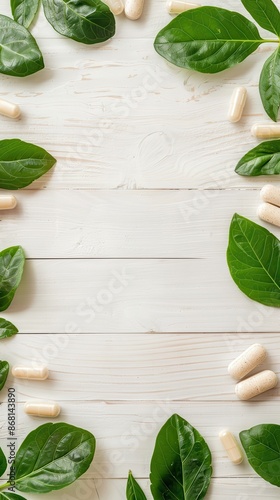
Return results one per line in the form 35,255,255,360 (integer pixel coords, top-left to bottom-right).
227,213,280,307
241,0,280,37
235,140,280,176
0,246,25,312
126,471,147,500
260,47,280,122
0,361,9,391
0,319,18,340
11,0,40,29
0,447,7,477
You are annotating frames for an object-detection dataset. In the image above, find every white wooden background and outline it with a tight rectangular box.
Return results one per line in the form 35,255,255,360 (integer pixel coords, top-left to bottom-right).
1,0,280,498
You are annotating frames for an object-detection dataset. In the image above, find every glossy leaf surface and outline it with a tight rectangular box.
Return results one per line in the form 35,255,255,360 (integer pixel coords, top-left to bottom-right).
235,140,280,175
0,247,25,312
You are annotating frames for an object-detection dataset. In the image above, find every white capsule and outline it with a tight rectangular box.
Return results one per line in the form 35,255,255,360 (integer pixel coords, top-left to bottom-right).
125,0,144,19
12,366,49,380
0,195,17,210
228,87,247,123
219,430,243,464
260,184,280,207
235,370,278,400
257,202,280,227
24,401,61,418
103,0,124,14
166,0,200,14
228,344,267,381
251,123,280,139
0,98,21,119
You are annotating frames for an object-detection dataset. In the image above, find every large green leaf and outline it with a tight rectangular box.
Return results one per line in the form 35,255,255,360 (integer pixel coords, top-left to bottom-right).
154,7,265,73
240,424,280,487
0,246,25,312
241,0,280,37
0,361,9,391
150,414,212,500
14,422,96,493
11,0,40,29
0,494,27,500
42,0,115,45
260,47,280,122
227,214,280,307
126,471,147,500
0,139,56,190
0,447,7,477
0,15,44,77
0,319,18,340
235,140,280,176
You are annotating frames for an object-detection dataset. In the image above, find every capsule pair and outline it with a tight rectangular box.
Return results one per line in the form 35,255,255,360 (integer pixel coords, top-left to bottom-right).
105,0,144,19
258,184,280,228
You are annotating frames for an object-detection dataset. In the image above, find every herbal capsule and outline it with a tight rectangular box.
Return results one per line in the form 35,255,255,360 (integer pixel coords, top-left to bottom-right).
24,401,61,417
0,195,17,210
228,87,247,123
251,124,280,139
257,202,280,228
104,0,124,14
260,184,280,207
235,370,278,400
125,0,144,19
166,0,201,14
0,98,21,119
219,430,243,464
228,344,267,381
12,366,49,380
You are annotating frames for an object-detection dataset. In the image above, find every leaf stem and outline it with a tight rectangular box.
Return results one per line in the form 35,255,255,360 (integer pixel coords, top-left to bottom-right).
0,481,10,491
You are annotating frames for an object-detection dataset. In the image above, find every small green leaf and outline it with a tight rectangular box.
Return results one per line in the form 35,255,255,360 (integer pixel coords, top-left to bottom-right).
0,494,27,500
241,0,280,36
0,15,44,77
0,139,56,190
126,471,147,500
11,0,40,29
0,361,9,391
0,246,25,312
0,447,7,477
154,7,264,73
227,214,280,307
260,47,280,122
240,424,280,487
14,422,96,493
42,0,115,45
235,140,280,176
150,414,212,500
0,319,18,340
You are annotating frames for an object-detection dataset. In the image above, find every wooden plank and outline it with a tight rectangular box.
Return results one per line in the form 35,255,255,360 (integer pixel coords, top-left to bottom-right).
2,333,279,402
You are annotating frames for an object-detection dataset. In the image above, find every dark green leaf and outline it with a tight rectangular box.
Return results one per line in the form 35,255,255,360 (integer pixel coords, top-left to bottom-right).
11,0,40,29
0,319,18,340
0,15,44,77
0,246,25,312
241,0,280,37
235,140,280,176
154,7,265,73
126,471,147,500
0,139,56,190
14,422,96,493
260,47,280,122
150,414,212,500
0,361,9,391
42,0,115,45
240,424,280,487
0,494,26,500
0,447,7,477
227,213,280,307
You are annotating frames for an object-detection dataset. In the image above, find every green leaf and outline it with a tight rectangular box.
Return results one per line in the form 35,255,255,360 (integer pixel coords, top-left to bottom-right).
150,414,212,500
227,213,280,307
241,0,280,37
0,246,25,312
0,319,18,340
42,0,115,45
240,424,280,487
235,140,280,176
0,494,27,500
0,15,44,77
14,422,96,493
260,47,280,122
154,7,264,73
0,361,9,391
0,139,56,190
126,471,147,500
11,0,40,29
0,447,7,477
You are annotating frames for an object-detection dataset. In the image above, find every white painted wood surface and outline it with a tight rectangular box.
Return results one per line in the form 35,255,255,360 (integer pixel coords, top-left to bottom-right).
0,0,280,498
